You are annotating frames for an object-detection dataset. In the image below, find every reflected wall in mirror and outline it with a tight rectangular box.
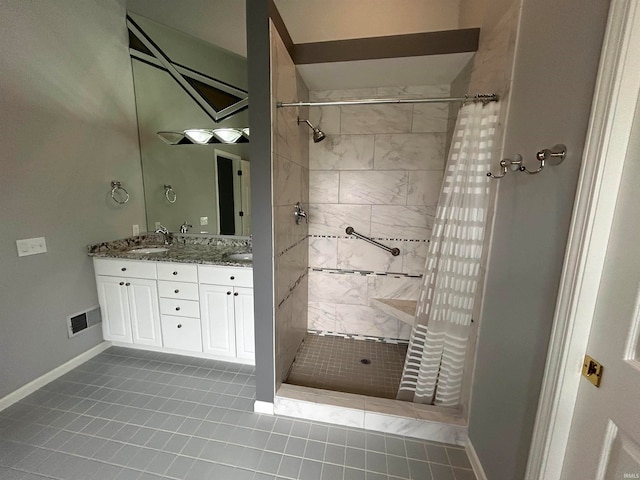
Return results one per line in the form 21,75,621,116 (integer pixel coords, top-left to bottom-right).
128,13,251,235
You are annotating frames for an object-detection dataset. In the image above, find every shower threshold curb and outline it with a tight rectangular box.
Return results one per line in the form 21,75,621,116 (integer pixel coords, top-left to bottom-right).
275,384,468,446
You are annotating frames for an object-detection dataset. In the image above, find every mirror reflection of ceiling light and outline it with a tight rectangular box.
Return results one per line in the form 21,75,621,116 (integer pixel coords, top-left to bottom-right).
157,128,250,145
212,128,243,143
184,129,215,144
157,131,188,145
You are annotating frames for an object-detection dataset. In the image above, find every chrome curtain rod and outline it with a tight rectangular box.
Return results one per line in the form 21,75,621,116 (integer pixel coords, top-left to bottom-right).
277,93,497,108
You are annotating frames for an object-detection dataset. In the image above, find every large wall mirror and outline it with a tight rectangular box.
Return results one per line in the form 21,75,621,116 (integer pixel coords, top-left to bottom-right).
128,12,251,236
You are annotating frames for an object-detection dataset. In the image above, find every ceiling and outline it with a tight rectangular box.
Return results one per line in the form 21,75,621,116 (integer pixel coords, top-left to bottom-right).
126,0,473,90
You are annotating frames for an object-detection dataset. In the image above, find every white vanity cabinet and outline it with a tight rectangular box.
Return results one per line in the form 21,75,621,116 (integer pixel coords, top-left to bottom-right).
92,256,254,364
93,258,162,347
198,265,255,361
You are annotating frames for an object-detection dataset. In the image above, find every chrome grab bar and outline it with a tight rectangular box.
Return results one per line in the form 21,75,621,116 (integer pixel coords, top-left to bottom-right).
345,226,400,256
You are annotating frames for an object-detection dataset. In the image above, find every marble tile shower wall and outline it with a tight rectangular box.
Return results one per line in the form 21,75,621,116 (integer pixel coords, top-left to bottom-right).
271,23,309,387
307,85,451,340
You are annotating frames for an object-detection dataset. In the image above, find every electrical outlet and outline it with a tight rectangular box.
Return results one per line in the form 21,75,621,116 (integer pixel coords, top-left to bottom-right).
200,216,208,226
16,237,47,257
155,222,161,230
132,224,140,236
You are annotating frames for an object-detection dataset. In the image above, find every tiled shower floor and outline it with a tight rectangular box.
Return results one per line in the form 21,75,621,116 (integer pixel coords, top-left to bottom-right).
285,334,408,399
0,346,476,480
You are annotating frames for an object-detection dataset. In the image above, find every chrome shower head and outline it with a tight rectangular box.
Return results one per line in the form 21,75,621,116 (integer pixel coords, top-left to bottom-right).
297,117,326,143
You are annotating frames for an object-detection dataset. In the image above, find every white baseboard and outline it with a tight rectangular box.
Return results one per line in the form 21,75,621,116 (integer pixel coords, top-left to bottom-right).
254,400,274,415
110,341,255,366
466,437,488,480
0,341,111,412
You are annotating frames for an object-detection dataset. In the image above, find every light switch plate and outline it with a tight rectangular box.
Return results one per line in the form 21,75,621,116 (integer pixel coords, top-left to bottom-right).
16,237,47,257
132,224,140,236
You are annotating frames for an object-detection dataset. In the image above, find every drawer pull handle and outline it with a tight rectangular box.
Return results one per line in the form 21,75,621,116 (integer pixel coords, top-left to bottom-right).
119,282,125,286
173,271,178,276
125,282,130,286
233,292,238,296
177,324,182,328
175,307,181,311
230,276,235,280
227,291,232,295
121,267,127,271
174,289,180,293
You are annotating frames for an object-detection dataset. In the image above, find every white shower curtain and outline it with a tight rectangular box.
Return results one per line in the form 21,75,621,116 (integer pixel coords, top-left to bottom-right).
397,101,499,406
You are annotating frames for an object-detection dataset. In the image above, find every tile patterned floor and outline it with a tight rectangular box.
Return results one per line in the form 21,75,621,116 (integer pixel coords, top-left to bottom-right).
0,347,475,480
286,334,408,399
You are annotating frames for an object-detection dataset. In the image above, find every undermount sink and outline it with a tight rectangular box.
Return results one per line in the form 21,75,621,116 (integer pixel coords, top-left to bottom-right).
227,252,252,261
127,246,169,254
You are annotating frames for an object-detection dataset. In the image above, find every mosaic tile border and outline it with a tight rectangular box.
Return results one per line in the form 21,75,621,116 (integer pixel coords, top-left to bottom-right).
278,270,309,308
307,329,410,346
309,267,423,278
311,234,429,243
276,234,309,258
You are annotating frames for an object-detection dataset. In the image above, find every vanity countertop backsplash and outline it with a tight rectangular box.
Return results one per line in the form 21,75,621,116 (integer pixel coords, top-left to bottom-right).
87,233,252,267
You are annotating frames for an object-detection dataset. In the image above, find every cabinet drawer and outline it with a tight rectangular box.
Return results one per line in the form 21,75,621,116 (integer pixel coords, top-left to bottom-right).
158,281,199,301
157,263,198,283
198,265,253,287
159,298,200,318
93,258,156,280
161,315,202,352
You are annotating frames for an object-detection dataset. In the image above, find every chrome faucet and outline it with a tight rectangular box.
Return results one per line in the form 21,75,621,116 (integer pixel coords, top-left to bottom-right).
154,224,172,245
179,221,193,234
294,202,308,224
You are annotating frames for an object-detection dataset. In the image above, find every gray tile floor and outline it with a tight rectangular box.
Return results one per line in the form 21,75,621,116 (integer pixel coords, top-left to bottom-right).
0,347,475,480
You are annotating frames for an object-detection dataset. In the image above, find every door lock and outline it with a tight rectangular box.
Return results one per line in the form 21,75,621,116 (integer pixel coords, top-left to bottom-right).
581,355,603,387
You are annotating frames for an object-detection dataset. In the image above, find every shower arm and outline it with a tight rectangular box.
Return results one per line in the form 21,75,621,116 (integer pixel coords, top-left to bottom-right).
345,226,400,256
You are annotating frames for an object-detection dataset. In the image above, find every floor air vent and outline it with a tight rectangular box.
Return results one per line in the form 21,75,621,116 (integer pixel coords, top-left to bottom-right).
67,306,101,338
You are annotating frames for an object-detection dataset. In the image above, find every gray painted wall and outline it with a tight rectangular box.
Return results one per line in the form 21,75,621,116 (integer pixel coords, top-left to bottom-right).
246,0,276,404
0,0,145,399
469,1,610,478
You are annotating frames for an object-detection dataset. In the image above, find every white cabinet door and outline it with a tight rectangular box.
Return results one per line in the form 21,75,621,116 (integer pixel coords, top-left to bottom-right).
234,286,255,360
96,276,132,343
128,279,162,347
200,284,235,357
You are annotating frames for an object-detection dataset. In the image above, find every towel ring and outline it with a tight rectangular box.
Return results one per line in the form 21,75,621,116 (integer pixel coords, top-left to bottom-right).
164,184,177,203
110,181,129,204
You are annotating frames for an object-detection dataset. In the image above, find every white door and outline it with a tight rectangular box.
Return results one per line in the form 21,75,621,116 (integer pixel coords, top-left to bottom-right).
200,284,236,357
96,276,132,343
560,97,640,476
128,278,162,347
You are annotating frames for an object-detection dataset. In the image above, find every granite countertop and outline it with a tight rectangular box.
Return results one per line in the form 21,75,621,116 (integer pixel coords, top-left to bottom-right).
88,233,252,267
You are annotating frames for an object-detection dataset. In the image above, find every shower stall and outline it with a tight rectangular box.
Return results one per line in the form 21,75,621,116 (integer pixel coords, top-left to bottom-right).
271,24,485,398
282,84,497,406
264,0,516,443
